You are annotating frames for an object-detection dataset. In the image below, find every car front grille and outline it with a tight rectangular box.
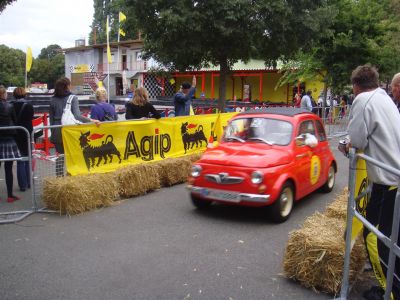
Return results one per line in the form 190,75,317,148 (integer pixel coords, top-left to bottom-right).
205,173,244,185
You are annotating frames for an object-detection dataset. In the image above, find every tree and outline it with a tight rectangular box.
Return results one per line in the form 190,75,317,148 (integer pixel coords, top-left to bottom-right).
0,44,25,87
89,0,138,45
29,52,65,89
38,44,62,60
0,0,16,13
126,0,332,110
278,0,399,99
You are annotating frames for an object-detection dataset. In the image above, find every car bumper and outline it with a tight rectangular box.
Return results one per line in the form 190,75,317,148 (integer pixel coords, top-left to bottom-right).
188,185,271,204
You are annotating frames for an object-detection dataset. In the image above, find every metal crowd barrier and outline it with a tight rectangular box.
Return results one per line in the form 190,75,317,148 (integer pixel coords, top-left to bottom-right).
0,126,35,224
339,148,400,299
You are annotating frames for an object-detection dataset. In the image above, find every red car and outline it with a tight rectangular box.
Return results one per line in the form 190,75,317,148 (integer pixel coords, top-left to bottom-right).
187,108,337,222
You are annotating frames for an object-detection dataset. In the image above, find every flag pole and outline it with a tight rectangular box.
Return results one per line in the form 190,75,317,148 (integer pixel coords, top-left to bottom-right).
106,15,110,103
117,12,120,76
25,67,27,89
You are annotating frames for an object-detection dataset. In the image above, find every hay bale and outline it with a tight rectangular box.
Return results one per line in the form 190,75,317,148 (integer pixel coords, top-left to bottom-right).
283,212,366,295
325,187,348,220
42,173,119,215
156,157,192,186
187,152,203,163
114,163,161,198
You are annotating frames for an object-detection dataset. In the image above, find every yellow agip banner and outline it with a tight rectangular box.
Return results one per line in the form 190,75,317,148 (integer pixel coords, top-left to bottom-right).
62,113,236,175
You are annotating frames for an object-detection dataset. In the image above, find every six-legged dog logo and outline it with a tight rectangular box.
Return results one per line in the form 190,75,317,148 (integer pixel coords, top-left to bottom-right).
79,131,122,170
180,122,208,153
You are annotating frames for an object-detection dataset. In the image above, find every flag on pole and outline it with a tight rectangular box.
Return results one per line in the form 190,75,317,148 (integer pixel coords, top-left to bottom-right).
26,47,32,72
208,113,223,147
118,12,127,38
119,12,126,22
106,16,112,63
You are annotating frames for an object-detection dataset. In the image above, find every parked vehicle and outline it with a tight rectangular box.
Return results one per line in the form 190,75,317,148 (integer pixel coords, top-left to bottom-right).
187,107,337,223
6,86,17,93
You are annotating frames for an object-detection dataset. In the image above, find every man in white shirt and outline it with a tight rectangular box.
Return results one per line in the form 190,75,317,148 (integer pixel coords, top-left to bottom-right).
300,90,312,112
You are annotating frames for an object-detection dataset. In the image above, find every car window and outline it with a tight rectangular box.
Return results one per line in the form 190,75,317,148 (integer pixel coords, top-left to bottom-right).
224,117,293,145
315,120,327,141
298,120,315,136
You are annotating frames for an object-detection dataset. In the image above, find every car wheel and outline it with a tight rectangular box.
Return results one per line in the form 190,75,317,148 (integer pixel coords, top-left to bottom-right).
270,182,294,223
191,194,212,209
321,164,335,193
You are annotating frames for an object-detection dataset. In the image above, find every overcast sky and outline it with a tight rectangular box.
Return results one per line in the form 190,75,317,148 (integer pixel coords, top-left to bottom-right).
0,0,94,57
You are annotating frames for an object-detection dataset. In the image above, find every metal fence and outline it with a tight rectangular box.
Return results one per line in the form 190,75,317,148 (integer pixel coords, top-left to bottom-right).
339,148,400,300
0,126,36,224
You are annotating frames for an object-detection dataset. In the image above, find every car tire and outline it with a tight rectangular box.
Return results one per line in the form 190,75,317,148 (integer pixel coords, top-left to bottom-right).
269,182,294,223
321,164,335,193
191,194,212,209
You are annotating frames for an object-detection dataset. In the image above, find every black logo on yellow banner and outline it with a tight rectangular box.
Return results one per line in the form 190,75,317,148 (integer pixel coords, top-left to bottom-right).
79,131,122,170
181,122,208,153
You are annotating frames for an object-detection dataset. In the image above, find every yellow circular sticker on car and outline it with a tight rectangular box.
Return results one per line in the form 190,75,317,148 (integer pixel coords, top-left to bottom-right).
310,155,321,185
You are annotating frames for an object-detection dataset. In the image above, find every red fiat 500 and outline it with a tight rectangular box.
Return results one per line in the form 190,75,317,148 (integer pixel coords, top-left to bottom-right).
187,108,337,223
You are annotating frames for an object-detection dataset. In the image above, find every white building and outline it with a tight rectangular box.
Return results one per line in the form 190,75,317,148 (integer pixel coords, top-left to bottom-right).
63,39,168,98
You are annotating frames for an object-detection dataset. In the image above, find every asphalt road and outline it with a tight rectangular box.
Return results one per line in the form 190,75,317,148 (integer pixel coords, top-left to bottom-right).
0,137,371,300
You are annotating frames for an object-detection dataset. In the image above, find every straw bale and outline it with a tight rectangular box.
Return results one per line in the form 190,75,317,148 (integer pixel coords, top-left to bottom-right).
187,152,203,163
156,157,192,186
283,212,366,295
114,163,161,198
325,187,349,220
42,173,119,215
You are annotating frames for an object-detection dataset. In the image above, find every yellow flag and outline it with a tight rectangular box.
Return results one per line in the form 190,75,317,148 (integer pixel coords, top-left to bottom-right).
119,12,127,22
119,28,126,37
190,105,195,116
26,47,32,72
106,16,112,63
169,78,175,85
208,113,223,147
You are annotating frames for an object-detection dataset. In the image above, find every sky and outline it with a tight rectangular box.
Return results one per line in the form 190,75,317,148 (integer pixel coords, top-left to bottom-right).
0,0,94,57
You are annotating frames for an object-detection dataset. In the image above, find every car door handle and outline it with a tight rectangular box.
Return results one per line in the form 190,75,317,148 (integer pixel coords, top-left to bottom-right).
296,153,307,159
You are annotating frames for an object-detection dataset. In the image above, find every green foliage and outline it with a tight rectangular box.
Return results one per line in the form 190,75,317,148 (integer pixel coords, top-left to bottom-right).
126,0,330,109
0,0,16,13
38,44,62,60
0,44,25,87
278,0,400,93
29,53,65,89
89,0,138,45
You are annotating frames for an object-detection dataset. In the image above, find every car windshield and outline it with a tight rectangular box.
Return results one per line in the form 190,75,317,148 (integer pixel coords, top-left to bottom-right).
223,117,293,146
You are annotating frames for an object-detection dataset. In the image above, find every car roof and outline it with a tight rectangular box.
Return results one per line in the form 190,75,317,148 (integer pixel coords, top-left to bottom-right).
237,107,311,117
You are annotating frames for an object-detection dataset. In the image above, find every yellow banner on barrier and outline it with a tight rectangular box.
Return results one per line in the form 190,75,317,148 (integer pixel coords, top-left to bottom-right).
350,154,369,246
62,113,237,176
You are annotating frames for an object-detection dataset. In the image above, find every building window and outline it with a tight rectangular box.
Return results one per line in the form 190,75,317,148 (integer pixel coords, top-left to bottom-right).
136,51,142,61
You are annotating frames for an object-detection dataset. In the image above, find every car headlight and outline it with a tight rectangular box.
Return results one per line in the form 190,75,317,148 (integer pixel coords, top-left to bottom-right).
191,165,202,177
251,171,264,184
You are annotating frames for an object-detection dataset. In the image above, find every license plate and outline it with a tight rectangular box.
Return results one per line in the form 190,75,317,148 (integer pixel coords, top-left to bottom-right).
206,189,240,203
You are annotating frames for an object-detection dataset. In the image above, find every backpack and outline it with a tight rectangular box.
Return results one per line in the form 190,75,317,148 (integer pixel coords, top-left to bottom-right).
100,105,117,121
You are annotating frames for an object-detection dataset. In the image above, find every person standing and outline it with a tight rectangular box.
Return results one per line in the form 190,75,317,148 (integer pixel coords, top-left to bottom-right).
49,77,99,176
391,75,400,113
294,92,301,108
174,75,196,116
125,87,161,120
0,86,21,202
300,90,312,112
346,65,400,300
90,87,118,121
12,87,34,191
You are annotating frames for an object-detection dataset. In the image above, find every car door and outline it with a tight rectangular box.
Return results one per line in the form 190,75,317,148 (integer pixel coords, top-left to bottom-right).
295,120,315,197
313,119,330,186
